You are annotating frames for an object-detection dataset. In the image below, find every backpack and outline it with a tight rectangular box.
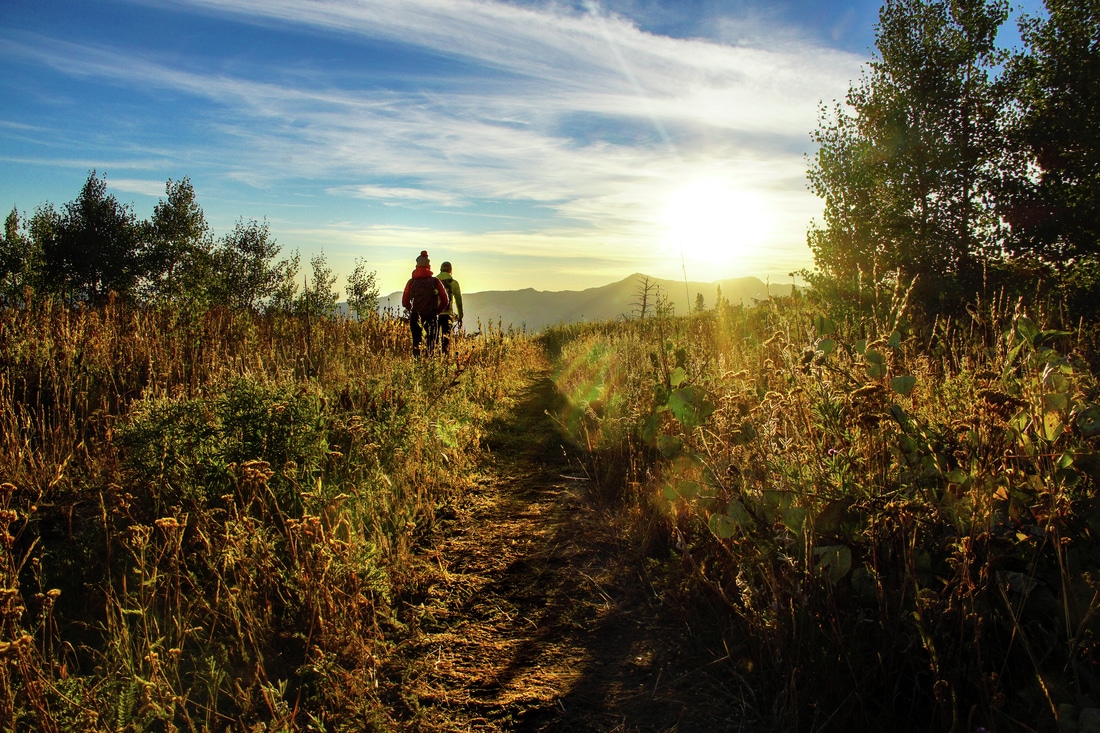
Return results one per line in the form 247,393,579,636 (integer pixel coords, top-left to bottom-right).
408,276,440,317
441,277,454,308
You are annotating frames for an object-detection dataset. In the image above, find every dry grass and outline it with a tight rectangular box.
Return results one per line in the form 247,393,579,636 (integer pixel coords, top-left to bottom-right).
4,287,1098,731
0,294,542,730
545,290,1100,731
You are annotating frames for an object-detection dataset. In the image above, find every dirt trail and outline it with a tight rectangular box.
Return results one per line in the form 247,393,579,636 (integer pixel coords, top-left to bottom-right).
382,371,747,732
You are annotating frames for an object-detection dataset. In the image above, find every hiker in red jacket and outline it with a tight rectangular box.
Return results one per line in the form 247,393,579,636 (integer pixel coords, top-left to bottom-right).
401,250,450,357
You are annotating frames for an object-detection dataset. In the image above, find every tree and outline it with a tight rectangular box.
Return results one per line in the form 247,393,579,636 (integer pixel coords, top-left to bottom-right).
654,286,675,318
0,207,41,303
296,251,340,319
141,178,212,304
209,219,299,311
632,276,656,319
694,292,706,313
807,0,1010,307
41,171,141,304
715,284,729,311
345,258,379,320
1004,0,1100,264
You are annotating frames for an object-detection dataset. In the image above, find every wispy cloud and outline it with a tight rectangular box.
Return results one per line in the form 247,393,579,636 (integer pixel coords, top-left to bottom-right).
0,0,865,288
331,184,464,207
109,178,170,197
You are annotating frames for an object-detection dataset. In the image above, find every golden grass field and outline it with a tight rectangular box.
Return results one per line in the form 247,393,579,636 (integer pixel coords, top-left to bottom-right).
2,288,1098,731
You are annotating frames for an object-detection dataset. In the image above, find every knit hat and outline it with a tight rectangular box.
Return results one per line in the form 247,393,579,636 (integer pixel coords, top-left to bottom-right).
415,250,430,267
440,261,452,272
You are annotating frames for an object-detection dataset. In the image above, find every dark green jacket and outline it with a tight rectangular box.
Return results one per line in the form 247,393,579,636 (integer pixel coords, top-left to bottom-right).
437,272,463,319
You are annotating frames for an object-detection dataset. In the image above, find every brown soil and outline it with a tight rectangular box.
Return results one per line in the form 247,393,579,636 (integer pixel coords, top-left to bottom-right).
381,370,752,732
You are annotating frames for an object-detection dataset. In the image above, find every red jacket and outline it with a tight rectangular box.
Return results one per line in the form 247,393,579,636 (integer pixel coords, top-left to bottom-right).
401,266,450,314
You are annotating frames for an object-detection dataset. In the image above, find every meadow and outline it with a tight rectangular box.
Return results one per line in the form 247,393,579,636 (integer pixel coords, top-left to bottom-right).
1,284,1098,731
0,295,542,730
549,284,1100,731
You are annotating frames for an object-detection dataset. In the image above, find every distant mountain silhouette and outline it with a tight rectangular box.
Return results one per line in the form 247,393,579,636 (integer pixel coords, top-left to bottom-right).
378,273,795,332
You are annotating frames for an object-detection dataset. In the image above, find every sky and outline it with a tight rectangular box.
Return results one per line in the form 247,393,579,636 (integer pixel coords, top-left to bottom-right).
0,0,1043,295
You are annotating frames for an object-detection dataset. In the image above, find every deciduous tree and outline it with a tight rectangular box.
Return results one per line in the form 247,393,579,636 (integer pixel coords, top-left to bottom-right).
41,171,141,304
296,251,340,319
0,207,41,303
141,177,212,304
1004,0,1100,264
807,0,1009,307
209,219,299,312
345,258,379,321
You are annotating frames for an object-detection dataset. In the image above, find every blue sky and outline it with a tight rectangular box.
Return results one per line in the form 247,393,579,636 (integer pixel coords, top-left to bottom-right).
0,0,1041,294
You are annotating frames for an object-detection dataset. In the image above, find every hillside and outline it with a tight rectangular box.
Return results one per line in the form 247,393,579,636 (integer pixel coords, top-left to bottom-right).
379,273,795,331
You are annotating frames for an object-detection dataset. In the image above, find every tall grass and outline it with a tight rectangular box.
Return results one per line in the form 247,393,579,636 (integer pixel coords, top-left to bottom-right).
0,294,541,729
546,290,1100,731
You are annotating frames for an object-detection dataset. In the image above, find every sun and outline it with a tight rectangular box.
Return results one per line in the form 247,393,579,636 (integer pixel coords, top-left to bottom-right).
658,177,773,272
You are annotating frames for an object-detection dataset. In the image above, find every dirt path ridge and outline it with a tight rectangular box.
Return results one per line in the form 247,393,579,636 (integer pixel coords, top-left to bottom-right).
382,371,747,732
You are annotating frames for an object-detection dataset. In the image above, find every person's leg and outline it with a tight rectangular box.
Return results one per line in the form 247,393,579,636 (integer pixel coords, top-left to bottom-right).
410,315,424,357
438,314,452,354
425,315,439,355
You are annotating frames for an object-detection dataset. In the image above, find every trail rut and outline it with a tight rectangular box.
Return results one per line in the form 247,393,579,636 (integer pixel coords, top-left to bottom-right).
382,371,747,732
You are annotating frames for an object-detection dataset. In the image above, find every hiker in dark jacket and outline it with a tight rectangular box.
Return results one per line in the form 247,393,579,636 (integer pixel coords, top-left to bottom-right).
401,250,449,357
436,261,463,355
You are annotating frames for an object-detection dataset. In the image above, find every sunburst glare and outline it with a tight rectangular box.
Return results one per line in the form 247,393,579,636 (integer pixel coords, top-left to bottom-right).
658,177,773,275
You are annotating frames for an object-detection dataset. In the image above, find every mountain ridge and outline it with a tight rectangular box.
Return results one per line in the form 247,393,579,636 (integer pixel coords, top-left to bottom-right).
378,272,795,331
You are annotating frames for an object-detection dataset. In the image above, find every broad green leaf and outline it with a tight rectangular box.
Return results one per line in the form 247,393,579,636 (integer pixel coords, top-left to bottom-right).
817,338,836,355
947,468,969,484
814,498,855,534
1043,412,1064,442
865,349,885,364
782,506,808,535
1045,370,1069,393
1078,407,1100,438
674,480,700,498
1016,316,1039,347
763,490,793,511
889,375,916,396
813,314,836,336
657,434,683,459
709,513,739,539
814,545,852,585
867,362,886,379
854,339,868,355
726,499,753,527
1043,393,1068,412
889,404,910,427
668,387,715,427
669,366,687,388
888,331,902,349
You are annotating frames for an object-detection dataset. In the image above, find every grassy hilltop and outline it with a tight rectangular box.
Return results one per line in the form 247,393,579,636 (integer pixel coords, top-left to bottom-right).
2,285,1098,731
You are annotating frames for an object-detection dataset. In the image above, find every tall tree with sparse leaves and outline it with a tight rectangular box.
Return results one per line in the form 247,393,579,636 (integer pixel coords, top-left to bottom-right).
0,207,41,304
807,0,1009,308
345,257,379,321
296,251,340,319
141,177,212,304
1004,0,1100,265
